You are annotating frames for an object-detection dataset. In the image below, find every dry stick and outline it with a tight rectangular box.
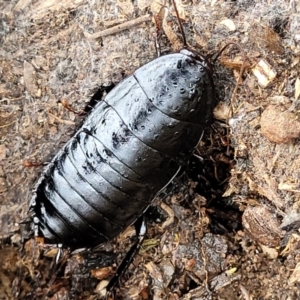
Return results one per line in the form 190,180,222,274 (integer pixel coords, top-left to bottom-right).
47,112,75,126
85,15,152,39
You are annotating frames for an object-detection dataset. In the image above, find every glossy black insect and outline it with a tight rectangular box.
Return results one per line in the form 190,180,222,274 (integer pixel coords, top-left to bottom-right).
23,0,216,293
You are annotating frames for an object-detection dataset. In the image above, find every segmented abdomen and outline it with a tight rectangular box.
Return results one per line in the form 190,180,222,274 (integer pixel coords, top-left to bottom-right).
31,50,215,248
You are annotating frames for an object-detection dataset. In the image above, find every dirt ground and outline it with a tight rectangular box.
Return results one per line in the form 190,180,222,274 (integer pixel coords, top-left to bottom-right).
1,0,300,299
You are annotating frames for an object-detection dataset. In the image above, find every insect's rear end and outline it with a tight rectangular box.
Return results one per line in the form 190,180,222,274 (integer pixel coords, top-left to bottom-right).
27,49,215,249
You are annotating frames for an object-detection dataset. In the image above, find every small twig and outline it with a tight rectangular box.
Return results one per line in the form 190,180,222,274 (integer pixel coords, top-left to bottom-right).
85,15,152,39
47,112,76,125
160,202,175,229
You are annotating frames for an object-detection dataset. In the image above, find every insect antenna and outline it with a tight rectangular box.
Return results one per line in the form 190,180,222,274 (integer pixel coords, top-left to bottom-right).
171,0,187,47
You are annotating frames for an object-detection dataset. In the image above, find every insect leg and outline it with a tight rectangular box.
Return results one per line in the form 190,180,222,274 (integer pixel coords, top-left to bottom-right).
59,84,116,117
106,215,147,295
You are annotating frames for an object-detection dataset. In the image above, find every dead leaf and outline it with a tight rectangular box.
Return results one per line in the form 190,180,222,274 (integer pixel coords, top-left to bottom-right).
250,24,283,55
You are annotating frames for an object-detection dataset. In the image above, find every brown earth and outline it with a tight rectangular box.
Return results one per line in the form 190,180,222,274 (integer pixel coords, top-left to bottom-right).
1,0,300,299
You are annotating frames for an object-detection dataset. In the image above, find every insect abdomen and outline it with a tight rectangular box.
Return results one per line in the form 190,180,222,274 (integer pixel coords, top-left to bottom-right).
31,50,215,249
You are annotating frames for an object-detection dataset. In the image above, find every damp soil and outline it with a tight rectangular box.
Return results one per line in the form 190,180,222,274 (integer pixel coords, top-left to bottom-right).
1,0,300,299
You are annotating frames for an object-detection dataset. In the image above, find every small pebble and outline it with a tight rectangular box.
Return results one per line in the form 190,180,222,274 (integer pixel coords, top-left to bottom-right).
260,105,300,143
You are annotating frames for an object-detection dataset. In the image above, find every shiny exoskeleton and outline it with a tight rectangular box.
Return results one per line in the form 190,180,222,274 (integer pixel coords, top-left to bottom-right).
27,49,215,249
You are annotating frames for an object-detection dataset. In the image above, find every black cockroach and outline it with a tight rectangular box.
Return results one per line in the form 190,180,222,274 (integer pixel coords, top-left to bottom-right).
22,0,217,294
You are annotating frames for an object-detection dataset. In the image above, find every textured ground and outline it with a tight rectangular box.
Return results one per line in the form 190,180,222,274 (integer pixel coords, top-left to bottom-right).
1,0,300,299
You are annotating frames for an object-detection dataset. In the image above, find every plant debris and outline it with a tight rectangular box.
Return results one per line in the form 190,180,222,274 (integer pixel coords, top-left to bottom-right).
1,0,300,299
260,104,300,143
